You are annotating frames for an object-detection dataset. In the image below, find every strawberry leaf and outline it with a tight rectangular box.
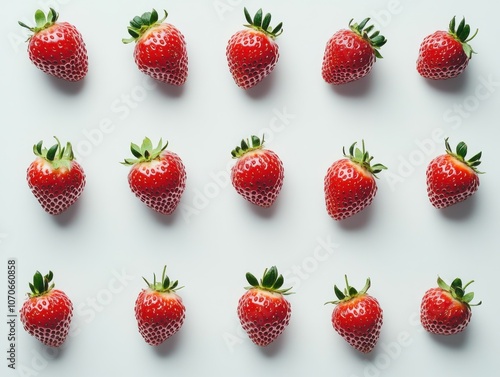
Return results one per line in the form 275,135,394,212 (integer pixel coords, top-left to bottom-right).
246,272,259,287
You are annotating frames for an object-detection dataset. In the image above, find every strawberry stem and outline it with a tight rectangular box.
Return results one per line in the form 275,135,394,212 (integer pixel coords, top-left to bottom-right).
326,275,371,305
448,16,478,59
122,9,168,44
243,8,283,39
121,137,168,165
244,266,293,295
343,140,387,177
436,276,481,307
444,138,484,174
348,18,387,59
143,265,183,293
27,271,55,298
231,135,265,158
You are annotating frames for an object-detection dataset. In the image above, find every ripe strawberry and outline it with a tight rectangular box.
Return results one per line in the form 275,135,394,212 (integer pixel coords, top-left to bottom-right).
237,266,292,347
231,135,284,208
326,276,383,353
426,138,482,209
122,137,186,215
324,141,386,220
27,137,86,215
226,8,283,89
122,9,188,86
20,271,73,347
322,18,386,85
135,266,186,346
420,277,481,335
18,8,88,82
417,17,478,80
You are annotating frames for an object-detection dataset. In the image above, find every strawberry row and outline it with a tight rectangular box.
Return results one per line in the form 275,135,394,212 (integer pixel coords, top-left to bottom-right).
27,136,483,220
19,7,478,86
20,267,481,351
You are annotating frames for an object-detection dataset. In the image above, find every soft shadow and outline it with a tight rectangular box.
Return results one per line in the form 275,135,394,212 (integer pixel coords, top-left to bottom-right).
257,330,288,357
244,70,278,99
423,71,470,93
330,72,374,97
153,331,183,357
439,195,478,221
47,76,86,95
427,329,470,349
52,197,83,227
156,81,187,98
247,198,281,219
148,206,182,226
337,204,374,231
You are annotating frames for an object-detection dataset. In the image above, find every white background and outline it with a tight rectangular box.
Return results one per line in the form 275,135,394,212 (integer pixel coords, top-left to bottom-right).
2,0,499,376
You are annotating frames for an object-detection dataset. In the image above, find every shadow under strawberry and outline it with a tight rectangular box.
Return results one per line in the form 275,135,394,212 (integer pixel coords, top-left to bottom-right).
438,193,479,222
426,325,471,349
243,66,279,99
336,200,376,230
155,79,187,98
329,71,375,97
152,329,184,357
256,325,290,357
422,69,471,93
46,75,87,95
51,194,85,227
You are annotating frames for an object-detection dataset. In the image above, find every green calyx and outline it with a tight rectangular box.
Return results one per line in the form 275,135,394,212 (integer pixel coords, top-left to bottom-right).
231,134,265,159
437,276,481,307
448,16,478,59
33,137,75,170
444,137,483,174
243,7,283,39
245,266,293,295
121,137,168,166
28,271,55,298
349,18,387,59
122,9,168,44
18,8,59,35
343,140,387,177
143,266,183,293
325,275,371,305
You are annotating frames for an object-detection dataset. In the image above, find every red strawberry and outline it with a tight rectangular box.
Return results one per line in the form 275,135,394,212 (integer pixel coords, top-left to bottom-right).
122,137,186,215
417,17,478,80
122,9,188,86
324,141,386,220
135,266,186,346
426,138,482,209
322,18,386,85
20,271,73,347
226,8,283,89
326,276,383,353
27,137,86,215
18,8,88,82
420,277,481,335
231,135,284,208
237,266,292,347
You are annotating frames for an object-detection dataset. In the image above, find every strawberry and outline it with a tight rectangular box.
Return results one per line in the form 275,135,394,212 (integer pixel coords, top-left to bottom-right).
122,137,186,215
27,137,86,215
237,266,292,347
417,17,478,80
122,9,188,86
324,141,386,220
322,18,386,85
135,266,186,346
426,138,482,209
20,271,73,347
230,135,284,208
420,277,481,335
326,276,383,353
226,8,283,89
18,8,88,82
